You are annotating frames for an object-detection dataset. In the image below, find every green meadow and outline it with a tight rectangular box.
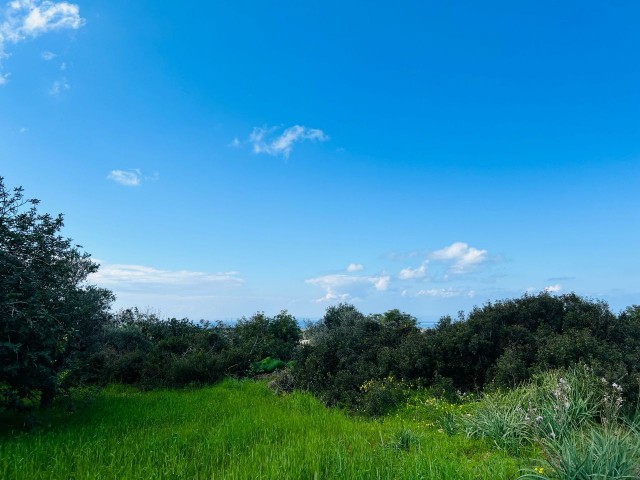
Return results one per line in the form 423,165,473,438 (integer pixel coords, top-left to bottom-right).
0,380,523,480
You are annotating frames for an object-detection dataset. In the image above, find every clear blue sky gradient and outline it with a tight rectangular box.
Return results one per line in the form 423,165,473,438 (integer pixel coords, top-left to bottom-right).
2,1,639,322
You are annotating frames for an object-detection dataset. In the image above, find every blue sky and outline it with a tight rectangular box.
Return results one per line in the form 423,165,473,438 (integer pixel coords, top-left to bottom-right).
1,1,639,323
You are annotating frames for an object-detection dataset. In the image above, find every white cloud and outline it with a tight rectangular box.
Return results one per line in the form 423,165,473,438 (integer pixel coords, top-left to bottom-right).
48,76,68,95
306,273,390,303
41,49,55,60
0,72,9,84
431,242,488,273
373,275,390,291
544,284,562,293
18,126,27,133
107,169,142,187
346,263,364,272
229,137,241,147
90,263,243,288
18,0,83,34
88,262,247,319
416,288,475,298
0,0,84,83
249,125,329,158
398,261,428,280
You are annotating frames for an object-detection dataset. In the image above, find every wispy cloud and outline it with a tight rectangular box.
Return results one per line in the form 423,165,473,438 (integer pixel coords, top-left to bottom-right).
544,284,562,293
416,288,476,298
48,76,68,95
0,0,85,83
346,263,364,272
41,49,56,60
91,263,243,288
107,169,142,187
306,273,390,303
249,125,329,158
88,262,246,319
546,276,574,282
431,242,488,274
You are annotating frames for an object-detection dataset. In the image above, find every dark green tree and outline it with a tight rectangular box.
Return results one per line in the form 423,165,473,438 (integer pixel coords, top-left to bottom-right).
293,304,420,408
0,178,113,408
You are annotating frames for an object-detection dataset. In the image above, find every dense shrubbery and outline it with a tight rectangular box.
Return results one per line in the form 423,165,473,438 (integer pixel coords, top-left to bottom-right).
91,308,301,389
8,288,637,413
3,178,640,418
292,296,640,412
429,294,640,394
293,305,421,408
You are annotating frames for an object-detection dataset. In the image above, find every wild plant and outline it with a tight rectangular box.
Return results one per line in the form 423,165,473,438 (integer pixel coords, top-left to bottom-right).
533,427,640,480
528,368,600,444
436,410,458,435
389,428,420,452
462,365,638,465
515,369,640,479
463,390,532,453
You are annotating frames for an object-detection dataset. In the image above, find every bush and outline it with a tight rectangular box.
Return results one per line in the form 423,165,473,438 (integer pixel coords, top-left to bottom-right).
358,376,408,417
249,357,286,376
293,304,420,409
268,369,295,395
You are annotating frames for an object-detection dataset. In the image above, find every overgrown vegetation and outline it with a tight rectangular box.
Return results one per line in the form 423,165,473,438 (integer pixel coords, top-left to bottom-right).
3,178,640,478
92,308,300,389
461,366,640,479
293,300,640,414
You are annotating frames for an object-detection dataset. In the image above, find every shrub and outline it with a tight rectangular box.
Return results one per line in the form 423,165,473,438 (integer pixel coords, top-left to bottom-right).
249,357,286,376
268,369,295,395
358,376,408,417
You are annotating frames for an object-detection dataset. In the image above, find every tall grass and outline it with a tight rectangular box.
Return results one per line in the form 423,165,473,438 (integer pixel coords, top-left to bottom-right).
461,366,640,479
1,380,521,479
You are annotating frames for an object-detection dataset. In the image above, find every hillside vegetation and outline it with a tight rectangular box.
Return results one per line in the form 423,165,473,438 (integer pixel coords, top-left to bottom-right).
0,380,522,480
3,179,640,478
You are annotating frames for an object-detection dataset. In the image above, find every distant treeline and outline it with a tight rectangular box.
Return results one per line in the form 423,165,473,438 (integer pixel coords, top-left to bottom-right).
294,296,640,412
2,177,640,412
48,293,639,414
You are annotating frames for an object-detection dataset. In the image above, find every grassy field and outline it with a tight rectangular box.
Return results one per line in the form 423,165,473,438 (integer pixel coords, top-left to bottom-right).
0,380,525,479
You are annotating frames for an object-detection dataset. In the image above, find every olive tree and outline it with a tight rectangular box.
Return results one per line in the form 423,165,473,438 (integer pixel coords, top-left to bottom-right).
0,178,113,408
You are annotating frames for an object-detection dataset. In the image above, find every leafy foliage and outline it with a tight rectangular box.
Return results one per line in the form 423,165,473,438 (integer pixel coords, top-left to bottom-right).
95,308,301,389
293,295,640,411
293,305,420,408
0,178,113,408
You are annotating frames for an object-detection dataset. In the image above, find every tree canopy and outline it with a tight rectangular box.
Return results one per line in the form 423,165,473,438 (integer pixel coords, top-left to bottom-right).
0,178,113,408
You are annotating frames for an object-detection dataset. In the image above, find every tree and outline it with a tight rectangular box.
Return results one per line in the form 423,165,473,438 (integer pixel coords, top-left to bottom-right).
0,178,113,408
293,304,419,408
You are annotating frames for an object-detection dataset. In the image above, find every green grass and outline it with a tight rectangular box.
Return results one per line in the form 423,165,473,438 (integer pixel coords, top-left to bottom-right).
1,380,523,479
